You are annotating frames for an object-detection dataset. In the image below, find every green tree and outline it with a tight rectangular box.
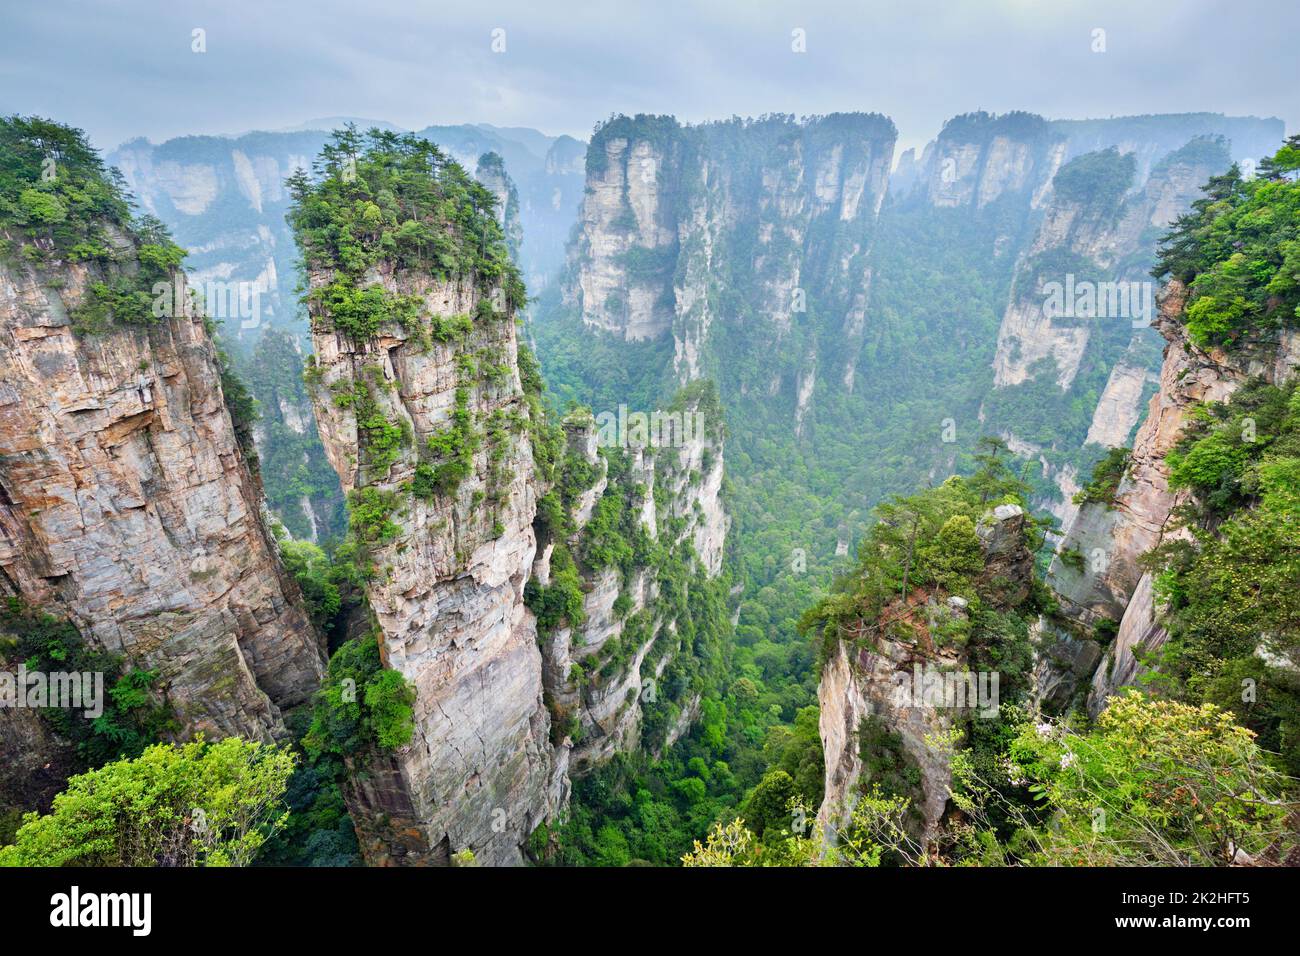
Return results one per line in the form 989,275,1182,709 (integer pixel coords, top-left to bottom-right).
0,737,296,867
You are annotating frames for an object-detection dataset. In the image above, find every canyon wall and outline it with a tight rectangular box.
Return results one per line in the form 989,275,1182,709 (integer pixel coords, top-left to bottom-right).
563,112,896,402
0,231,324,744
544,111,1280,594
984,136,1238,529
1039,280,1300,715
305,263,559,865
536,393,728,775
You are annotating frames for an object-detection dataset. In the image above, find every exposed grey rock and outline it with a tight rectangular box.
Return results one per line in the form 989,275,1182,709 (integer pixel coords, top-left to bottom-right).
0,256,324,747
306,269,555,866
1030,617,1103,714
818,503,1034,848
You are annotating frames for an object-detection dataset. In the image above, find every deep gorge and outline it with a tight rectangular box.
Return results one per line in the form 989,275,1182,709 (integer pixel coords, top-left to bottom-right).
1,103,1296,868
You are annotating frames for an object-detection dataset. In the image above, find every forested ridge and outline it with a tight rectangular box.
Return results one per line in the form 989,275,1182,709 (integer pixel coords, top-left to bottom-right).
1,113,1297,868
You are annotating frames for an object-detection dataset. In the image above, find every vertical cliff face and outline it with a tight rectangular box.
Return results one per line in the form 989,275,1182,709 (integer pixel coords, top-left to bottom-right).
475,152,523,265
1040,280,1300,715
923,113,1064,211
817,503,1036,846
535,389,728,775
563,113,896,395
0,236,323,743
983,136,1238,532
567,120,681,342
292,128,736,865
292,131,568,865
306,269,558,865
992,141,1229,393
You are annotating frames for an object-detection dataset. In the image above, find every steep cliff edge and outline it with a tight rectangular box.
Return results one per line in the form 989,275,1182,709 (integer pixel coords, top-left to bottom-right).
811,479,1039,849
292,130,559,865
531,384,729,774
1043,280,1300,713
0,118,323,752
1039,139,1300,721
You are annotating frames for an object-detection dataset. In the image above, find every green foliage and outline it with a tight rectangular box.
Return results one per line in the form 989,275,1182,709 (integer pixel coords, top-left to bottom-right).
278,538,343,630
346,486,402,548
1072,446,1130,506
365,669,420,750
1051,147,1136,211
312,278,425,342
253,751,359,867
525,544,586,641
1144,378,1300,772
581,490,634,570
0,736,296,867
332,371,411,481
799,468,1040,659
1156,137,1300,347
303,634,416,762
0,116,187,330
1008,693,1298,865
681,789,911,867
414,386,478,497
287,125,525,335
736,769,797,839
0,599,173,768
1,116,131,254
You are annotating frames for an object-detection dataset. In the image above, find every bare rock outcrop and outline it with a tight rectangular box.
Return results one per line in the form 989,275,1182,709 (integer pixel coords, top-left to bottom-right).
306,267,557,866
817,504,1034,847
0,255,324,743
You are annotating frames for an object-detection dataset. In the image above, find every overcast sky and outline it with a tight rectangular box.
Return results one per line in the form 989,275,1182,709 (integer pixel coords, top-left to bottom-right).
1,0,1294,156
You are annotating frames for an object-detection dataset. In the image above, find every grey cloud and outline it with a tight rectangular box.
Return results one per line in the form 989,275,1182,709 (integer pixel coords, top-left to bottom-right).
0,0,1292,153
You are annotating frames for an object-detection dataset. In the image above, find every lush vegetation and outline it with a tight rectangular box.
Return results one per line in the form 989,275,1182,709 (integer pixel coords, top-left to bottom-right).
799,456,1046,663
529,383,806,864
0,600,174,768
0,115,187,330
683,134,1300,867
0,736,296,867
1144,377,1300,774
687,692,1297,866
1156,135,1300,347
287,125,524,334
303,633,416,760
1072,445,1130,507
533,702,823,866
1051,147,1135,211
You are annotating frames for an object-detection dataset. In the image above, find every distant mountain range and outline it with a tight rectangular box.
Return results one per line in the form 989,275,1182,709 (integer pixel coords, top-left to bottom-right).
106,120,587,339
